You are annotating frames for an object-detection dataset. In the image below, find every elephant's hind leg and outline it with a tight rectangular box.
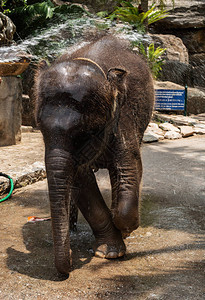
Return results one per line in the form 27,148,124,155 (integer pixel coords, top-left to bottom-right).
74,168,126,259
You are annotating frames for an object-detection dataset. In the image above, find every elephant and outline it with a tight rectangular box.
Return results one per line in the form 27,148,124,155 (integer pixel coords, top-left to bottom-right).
34,35,155,276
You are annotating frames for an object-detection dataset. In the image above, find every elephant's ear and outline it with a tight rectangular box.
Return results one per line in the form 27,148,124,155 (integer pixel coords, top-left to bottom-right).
107,68,128,84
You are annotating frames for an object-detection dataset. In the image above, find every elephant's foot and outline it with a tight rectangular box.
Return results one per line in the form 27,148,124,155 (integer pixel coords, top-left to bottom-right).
112,201,139,237
94,225,126,259
55,249,72,276
55,258,71,276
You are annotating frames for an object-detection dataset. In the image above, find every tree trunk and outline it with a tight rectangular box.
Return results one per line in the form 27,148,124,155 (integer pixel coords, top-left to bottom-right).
141,0,149,12
141,0,149,32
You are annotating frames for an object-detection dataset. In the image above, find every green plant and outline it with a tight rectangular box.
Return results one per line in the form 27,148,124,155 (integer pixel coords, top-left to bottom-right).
98,1,168,33
10,0,87,20
1,0,27,13
4,0,88,38
135,42,166,78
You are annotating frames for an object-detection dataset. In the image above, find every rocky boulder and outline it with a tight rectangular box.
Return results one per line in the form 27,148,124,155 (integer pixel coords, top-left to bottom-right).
0,13,16,45
179,29,205,55
153,0,205,30
164,131,182,140
150,0,205,90
187,87,205,115
159,123,180,132
150,34,189,64
190,53,205,68
159,60,193,87
177,29,205,87
178,126,194,137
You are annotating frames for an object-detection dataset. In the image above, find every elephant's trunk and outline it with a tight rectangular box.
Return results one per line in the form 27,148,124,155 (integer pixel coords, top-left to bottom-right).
45,148,74,275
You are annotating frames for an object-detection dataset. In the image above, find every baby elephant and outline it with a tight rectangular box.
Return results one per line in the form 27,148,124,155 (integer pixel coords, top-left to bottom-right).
35,35,154,275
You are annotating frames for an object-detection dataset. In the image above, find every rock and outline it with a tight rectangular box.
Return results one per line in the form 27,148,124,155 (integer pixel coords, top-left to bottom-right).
187,87,205,115
153,112,198,126
193,127,205,135
178,29,205,55
0,13,16,45
190,113,205,123
159,123,180,132
164,131,182,140
192,65,205,88
190,53,205,67
159,60,193,87
0,77,22,146
148,122,159,130
165,29,205,89
178,126,194,137
150,1,205,90
194,123,205,130
15,169,46,189
147,122,165,134
154,81,184,90
189,54,205,88
150,34,189,64
155,36,205,88
153,1,205,30
143,131,160,143
154,81,205,115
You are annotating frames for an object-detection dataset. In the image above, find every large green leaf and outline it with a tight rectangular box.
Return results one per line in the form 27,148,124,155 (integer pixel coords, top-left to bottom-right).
106,2,168,30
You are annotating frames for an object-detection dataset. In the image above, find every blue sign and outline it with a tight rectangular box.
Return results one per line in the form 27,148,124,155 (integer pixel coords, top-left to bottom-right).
155,89,185,111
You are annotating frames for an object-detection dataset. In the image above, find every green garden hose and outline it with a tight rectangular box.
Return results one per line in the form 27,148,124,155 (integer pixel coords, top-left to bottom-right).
0,172,14,203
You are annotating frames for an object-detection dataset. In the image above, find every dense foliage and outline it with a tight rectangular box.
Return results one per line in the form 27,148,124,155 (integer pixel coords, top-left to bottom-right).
98,1,168,33
1,0,27,13
1,0,87,37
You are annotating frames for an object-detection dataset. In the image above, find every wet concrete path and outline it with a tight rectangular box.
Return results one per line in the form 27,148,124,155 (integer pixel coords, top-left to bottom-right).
0,136,204,299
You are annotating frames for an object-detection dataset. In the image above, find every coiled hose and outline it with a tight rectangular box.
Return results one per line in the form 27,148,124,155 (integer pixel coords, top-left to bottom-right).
0,172,14,203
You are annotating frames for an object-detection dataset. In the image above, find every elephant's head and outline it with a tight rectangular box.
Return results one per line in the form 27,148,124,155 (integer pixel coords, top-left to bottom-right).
34,58,127,275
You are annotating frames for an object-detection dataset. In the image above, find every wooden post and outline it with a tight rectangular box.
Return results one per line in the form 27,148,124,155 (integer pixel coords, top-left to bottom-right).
141,0,149,32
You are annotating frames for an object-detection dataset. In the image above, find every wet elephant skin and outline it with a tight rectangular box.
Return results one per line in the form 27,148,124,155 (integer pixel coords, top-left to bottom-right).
34,35,155,275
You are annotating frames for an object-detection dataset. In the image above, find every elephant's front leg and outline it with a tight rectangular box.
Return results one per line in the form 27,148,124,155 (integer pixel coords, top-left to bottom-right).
74,168,125,258
109,152,142,237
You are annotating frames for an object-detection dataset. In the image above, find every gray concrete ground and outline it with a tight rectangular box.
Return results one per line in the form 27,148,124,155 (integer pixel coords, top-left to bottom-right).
0,130,205,299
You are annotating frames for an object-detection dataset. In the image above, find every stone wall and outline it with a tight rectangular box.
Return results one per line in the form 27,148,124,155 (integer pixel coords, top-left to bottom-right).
0,77,22,146
151,0,205,90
